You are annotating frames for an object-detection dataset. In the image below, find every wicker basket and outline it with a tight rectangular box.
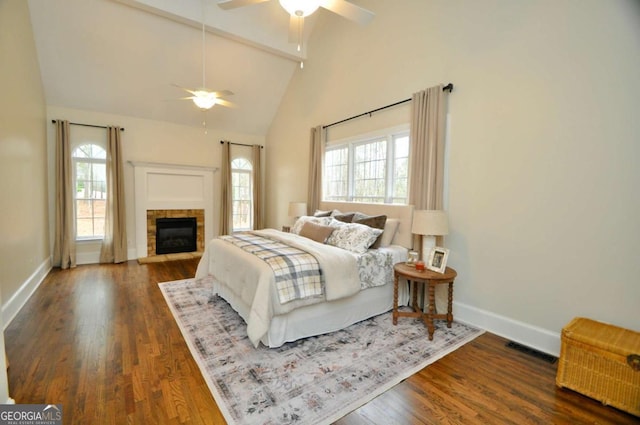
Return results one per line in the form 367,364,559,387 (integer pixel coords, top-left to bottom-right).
556,317,640,416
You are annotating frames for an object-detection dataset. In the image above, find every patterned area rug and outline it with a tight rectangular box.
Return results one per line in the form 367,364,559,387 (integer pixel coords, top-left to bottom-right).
159,278,484,425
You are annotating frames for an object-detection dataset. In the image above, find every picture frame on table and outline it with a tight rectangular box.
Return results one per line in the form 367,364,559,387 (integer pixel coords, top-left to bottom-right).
427,247,449,273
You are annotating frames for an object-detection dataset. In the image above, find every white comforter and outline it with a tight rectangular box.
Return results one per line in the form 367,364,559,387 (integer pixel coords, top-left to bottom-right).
195,229,361,347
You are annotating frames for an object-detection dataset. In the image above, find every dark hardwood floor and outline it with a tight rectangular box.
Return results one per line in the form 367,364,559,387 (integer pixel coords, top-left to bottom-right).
5,260,638,424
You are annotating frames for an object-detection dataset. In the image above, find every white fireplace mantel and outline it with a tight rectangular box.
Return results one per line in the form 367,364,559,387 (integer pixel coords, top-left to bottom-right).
130,161,217,258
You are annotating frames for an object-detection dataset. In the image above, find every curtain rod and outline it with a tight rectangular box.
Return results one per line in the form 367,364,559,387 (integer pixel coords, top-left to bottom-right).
51,119,125,131
323,83,453,130
220,140,264,149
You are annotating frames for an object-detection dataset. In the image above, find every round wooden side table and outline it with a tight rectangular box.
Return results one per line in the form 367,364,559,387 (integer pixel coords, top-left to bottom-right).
393,262,457,340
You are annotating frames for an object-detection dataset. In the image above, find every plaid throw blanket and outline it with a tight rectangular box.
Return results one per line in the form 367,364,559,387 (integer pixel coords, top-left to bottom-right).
220,232,324,304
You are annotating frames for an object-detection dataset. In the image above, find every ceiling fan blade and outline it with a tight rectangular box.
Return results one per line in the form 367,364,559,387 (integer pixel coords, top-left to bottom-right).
217,0,269,10
171,82,189,90
216,98,238,108
162,97,191,102
319,0,374,25
171,83,197,95
210,90,234,97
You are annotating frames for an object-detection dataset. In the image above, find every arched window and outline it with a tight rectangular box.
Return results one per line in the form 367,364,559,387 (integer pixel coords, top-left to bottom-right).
231,157,253,231
72,143,106,239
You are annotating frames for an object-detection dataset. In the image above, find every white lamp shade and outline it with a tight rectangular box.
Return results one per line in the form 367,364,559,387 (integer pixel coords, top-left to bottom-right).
288,202,307,217
411,210,449,236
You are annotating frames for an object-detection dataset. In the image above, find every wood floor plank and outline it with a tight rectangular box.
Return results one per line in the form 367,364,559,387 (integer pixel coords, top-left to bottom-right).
5,260,638,424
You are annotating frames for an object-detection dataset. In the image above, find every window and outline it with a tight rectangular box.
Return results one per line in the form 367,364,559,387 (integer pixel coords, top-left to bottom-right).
323,128,410,204
72,143,107,239
231,158,253,231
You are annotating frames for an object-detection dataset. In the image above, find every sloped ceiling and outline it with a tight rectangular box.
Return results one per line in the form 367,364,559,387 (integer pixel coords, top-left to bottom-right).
27,0,332,135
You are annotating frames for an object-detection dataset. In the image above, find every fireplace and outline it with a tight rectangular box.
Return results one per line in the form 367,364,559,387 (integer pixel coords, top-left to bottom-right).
155,217,197,255
146,209,205,257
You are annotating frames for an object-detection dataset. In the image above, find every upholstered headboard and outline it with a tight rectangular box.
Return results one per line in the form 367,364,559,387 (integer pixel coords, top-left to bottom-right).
319,201,414,249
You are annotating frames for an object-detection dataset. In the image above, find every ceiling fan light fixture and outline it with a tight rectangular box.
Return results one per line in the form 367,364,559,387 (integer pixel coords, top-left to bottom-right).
192,91,218,109
279,0,321,17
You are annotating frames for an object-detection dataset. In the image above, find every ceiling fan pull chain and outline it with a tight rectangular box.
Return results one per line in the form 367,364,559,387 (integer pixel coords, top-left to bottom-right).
202,110,208,134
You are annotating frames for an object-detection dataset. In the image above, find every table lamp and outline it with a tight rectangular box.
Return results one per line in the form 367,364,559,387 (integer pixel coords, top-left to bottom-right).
288,202,307,221
411,210,449,261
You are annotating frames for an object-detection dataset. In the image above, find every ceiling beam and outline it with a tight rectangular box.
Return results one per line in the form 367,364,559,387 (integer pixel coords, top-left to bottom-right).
112,0,312,62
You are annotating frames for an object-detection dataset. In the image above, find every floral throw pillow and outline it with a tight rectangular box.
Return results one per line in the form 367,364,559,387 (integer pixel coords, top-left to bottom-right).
326,222,383,254
353,213,387,248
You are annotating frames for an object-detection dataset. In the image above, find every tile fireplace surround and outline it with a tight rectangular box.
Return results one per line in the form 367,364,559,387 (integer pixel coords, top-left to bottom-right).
146,209,205,256
131,161,216,259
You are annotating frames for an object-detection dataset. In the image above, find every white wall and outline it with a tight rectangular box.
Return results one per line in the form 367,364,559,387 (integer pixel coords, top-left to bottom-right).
47,106,265,262
0,0,49,402
266,0,640,354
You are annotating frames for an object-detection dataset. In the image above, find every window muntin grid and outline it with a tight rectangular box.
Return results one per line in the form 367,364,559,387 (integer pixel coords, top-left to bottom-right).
323,128,409,204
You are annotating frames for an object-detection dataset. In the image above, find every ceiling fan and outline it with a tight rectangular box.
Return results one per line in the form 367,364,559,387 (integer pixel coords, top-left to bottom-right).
218,0,374,61
175,0,235,112
173,84,234,110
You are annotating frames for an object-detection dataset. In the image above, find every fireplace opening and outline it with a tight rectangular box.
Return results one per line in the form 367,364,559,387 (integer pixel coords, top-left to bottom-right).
156,217,197,255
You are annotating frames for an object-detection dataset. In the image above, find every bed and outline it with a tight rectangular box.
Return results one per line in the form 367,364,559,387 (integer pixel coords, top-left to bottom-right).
195,202,414,348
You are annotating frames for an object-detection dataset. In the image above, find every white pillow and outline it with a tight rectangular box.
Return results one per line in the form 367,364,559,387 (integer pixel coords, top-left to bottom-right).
379,219,400,247
291,216,331,235
326,221,383,254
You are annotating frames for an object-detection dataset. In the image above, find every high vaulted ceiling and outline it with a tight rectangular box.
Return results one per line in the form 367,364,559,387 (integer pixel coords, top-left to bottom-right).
27,0,345,135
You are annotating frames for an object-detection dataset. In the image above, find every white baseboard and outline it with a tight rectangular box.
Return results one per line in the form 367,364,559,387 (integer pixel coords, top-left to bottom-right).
454,301,561,357
2,257,51,329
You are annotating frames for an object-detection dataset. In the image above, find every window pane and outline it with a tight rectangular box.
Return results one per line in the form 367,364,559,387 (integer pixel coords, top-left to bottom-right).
324,147,348,201
231,158,252,170
76,199,92,220
353,140,386,203
93,217,105,237
232,200,251,230
73,144,106,159
93,163,106,198
91,144,106,159
76,199,106,238
73,145,90,159
392,135,409,204
93,199,106,220
76,218,94,238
